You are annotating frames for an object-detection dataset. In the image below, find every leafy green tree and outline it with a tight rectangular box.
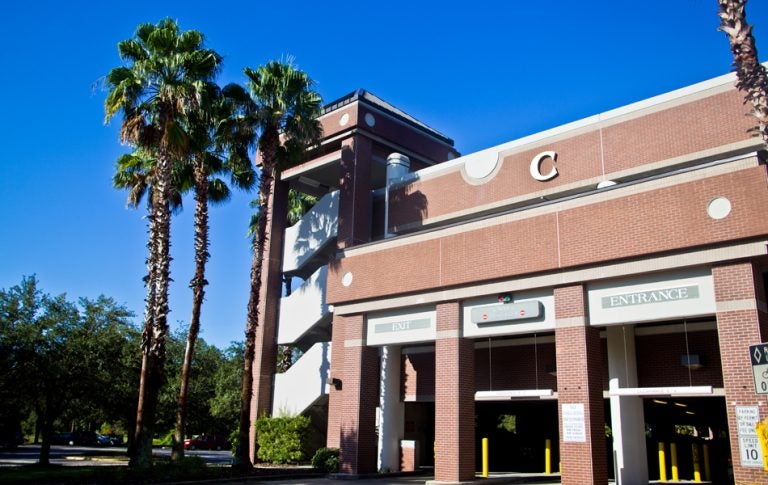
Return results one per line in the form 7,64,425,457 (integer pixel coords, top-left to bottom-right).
210,341,244,433
236,60,322,467
0,276,41,447
717,0,768,145
0,277,137,465
104,18,221,468
172,84,255,461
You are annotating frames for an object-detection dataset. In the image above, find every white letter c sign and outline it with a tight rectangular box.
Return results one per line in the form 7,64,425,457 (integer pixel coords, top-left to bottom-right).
530,151,558,182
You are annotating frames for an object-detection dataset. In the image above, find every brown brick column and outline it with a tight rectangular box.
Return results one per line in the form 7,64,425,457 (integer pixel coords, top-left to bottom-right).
338,314,379,475
554,285,607,485
337,135,372,249
714,262,768,484
433,302,475,483
248,177,289,462
326,314,346,449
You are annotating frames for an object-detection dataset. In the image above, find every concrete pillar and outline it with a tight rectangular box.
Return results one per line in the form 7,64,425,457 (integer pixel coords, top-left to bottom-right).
431,302,475,484
338,314,379,475
248,177,289,462
607,325,648,485
337,135,372,249
378,345,404,472
713,262,768,485
554,285,608,485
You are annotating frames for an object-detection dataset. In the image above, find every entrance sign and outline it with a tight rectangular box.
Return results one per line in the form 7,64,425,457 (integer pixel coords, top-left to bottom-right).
562,403,586,443
736,406,764,467
587,269,715,326
601,285,699,308
749,343,768,394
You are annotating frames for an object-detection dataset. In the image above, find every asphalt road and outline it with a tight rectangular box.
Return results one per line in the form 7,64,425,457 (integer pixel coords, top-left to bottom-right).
0,444,233,467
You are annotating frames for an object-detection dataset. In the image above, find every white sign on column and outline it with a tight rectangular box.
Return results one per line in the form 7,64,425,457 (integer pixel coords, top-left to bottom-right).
562,403,586,443
736,406,764,467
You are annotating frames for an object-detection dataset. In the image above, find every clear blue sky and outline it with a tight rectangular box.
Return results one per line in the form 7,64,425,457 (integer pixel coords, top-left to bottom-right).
1,1,767,350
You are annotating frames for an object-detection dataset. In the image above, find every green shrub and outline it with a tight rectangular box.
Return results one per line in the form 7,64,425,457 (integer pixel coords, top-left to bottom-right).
152,429,174,447
311,447,339,473
254,414,311,464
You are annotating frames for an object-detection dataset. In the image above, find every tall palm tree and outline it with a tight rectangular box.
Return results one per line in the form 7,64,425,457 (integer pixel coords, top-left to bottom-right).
235,60,322,468
113,149,184,453
105,18,221,468
171,84,255,461
717,0,768,145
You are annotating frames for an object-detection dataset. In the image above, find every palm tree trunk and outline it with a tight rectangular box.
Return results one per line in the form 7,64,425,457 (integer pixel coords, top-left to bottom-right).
129,193,158,464
718,0,768,145
172,160,209,461
131,136,173,468
237,137,278,468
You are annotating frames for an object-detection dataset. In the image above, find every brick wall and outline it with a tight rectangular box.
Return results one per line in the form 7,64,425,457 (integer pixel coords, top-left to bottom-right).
434,302,475,482
554,285,607,485
338,314,379,475
636,329,723,388
337,135,372,249
713,263,768,485
326,315,346,449
327,165,768,305
387,88,752,229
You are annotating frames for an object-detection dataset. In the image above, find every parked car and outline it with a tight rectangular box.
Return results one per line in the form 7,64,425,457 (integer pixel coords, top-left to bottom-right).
183,435,230,450
51,431,104,446
51,432,75,445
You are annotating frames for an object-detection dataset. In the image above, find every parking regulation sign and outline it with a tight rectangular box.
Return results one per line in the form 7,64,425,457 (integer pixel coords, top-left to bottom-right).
749,343,768,394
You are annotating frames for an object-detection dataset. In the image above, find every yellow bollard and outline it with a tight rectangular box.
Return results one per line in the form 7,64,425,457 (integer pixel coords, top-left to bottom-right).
545,439,552,474
692,443,701,482
703,443,711,481
670,443,679,481
482,438,489,478
658,443,667,482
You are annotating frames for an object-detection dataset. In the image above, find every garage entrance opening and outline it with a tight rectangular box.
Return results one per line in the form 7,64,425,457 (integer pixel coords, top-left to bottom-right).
475,400,559,473
642,396,731,483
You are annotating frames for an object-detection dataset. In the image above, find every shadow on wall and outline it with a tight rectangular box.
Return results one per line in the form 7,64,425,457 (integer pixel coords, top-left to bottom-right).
290,191,339,264
388,180,428,235
319,341,330,396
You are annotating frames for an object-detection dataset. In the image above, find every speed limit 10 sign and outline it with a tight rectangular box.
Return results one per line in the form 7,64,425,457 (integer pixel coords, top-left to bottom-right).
749,343,768,394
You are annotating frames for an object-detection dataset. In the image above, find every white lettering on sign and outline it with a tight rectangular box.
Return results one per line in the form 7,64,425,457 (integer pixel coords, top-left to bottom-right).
602,285,699,309
529,151,558,182
374,318,431,334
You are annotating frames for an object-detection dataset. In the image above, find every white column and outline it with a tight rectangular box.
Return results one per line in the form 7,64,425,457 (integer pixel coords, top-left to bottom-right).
377,345,404,472
607,325,648,485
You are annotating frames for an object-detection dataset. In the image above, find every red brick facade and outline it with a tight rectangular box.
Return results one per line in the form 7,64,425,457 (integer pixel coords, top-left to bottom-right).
255,72,768,483
338,314,379,475
714,263,768,484
554,285,607,485
328,164,768,304
434,302,475,483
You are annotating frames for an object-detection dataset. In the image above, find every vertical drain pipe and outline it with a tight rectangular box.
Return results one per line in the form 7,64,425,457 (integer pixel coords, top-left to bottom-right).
384,153,410,238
